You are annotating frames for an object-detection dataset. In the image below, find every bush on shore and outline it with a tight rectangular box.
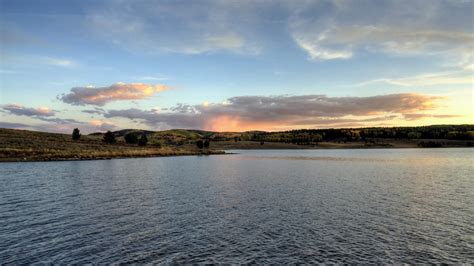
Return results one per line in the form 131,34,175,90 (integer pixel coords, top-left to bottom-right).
124,133,139,144
138,134,148,146
72,128,81,140
196,140,204,148
103,131,116,144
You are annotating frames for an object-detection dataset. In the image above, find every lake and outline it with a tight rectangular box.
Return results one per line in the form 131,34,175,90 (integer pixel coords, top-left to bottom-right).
1,148,473,263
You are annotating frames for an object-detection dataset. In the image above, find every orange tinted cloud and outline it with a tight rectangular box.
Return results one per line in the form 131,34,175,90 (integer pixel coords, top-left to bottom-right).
102,93,450,131
59,82,170,106
88,120,117,131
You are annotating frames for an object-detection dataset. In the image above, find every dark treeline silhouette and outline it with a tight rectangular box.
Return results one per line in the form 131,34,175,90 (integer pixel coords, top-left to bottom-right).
237,125,474,144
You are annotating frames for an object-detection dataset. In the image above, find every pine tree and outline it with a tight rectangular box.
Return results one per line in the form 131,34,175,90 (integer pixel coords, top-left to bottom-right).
72,128,81,140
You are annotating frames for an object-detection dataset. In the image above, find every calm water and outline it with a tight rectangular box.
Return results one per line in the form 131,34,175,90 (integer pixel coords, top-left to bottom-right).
1,148,473,263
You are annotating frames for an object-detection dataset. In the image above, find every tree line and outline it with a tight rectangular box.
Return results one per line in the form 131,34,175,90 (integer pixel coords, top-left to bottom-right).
71,128,148,146
236,125,474,144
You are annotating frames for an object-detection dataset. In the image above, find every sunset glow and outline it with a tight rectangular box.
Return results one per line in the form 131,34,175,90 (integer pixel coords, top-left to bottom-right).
1,0,473,133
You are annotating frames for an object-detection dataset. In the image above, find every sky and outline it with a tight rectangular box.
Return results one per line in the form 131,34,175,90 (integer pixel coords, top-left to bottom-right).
0,0,473,133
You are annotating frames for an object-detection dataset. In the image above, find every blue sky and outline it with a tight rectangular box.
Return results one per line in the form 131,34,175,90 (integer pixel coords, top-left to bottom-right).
1,0,473,132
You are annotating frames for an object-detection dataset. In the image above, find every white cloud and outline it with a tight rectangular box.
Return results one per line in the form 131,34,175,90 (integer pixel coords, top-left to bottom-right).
42,57,78,68
293,36,353,60
355,70,474,87
205,33,245,50
3,54,79,68
289,0,474,61
292,24,473,61
88,120,117,131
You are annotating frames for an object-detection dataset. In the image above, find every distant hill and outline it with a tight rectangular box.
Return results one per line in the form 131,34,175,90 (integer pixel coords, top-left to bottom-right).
0,128,222,162
89,128,243,144
86,124,474,146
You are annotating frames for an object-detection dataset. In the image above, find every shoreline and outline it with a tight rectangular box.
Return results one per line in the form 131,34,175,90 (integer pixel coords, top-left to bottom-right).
0,150,226,163
1,128,472,162
223,146,473,150
210,139,473,150
3,145,473,163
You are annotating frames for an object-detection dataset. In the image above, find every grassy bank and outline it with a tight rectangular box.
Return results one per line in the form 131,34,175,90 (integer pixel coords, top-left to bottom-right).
0,128,224,162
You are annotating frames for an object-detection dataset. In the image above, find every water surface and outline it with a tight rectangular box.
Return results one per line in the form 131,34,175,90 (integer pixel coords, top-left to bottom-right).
1,148,473,263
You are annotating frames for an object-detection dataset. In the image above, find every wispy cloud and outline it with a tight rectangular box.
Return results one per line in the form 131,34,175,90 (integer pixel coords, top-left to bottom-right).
88,120,117,131
1,104,55,117
0,104,85,125
0,120,117,134
136,76,170,81
289,1,474,61
355,70,474,87
0,122,34,129
292,37,352,60
101,93,446,131
403,113,462,121
87,1,260,55
42,56,78,68
3,55,79,68
0,103,117,133
82,107,107,115
205,33,245,50
58,82,170,106
464,64,474,71
292,25,473,61
0,69,18,74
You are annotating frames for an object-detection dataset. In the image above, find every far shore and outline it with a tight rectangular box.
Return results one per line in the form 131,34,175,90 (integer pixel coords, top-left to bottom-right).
1,128,472,162
210,139,472,150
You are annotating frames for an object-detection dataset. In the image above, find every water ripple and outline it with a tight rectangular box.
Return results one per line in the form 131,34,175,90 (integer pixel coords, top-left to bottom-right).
0,148,473,263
